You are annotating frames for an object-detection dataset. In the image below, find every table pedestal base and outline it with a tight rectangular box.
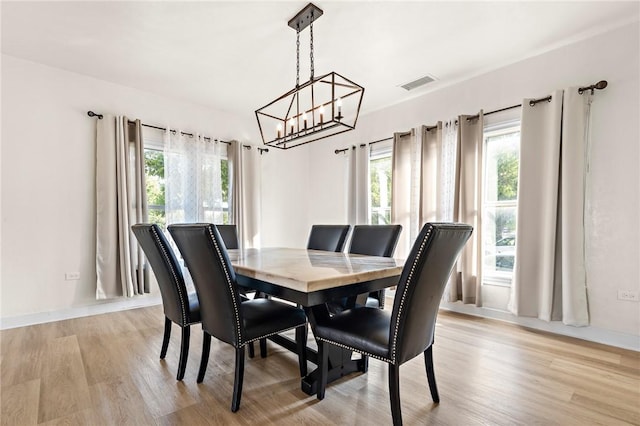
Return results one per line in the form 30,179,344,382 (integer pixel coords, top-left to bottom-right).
301,352,366,395
267,333,366,396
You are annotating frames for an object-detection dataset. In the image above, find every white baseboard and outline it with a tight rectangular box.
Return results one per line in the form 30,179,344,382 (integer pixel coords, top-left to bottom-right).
441,302,640,352
0,295,163,330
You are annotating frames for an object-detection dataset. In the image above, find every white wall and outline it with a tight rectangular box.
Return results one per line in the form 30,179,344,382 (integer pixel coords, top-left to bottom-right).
0,55,260,320
260,146,311,248
304,23,640,344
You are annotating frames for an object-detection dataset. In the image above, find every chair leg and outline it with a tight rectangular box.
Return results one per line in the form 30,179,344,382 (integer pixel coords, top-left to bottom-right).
259,338,267,358
295,324,308,377
362,354,369,373
160,317,171,359
317,341,329,400
231,346,245,412
424,346,440,403
248,342,255,358
389,363,402,426
176,325,190,381
197,332,211,383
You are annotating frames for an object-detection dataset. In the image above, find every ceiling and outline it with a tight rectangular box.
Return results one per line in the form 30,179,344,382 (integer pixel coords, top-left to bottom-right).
2,1,638,119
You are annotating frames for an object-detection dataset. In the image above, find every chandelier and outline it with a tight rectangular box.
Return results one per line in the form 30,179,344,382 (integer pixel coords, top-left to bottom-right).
255,3,364,150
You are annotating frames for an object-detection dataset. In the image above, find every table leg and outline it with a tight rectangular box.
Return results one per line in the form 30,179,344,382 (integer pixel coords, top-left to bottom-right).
300,305,367,396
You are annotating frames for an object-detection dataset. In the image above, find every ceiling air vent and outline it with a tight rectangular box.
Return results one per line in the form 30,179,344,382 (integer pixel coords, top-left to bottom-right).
400,74,436,91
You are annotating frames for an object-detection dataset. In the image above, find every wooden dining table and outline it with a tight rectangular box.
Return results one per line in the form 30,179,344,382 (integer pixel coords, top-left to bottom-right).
226,247,404,395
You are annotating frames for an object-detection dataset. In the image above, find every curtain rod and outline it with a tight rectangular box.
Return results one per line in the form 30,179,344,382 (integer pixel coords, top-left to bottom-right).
334,136,398,155
368,136,394,146
343,75,604,145
462,80,607,122
87,111,234,146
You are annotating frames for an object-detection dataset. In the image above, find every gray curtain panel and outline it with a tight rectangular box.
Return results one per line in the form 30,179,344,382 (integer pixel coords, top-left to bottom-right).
510,89,590,326
230,141,261,250
447,113,484,306
391,129,416,259
347,144,370,226
96,116,148,299
419,122,444,224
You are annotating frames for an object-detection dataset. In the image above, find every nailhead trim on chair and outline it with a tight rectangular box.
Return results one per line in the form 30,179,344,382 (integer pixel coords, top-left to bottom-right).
206,224,243,344
315,226,434,366
241,323,307,347
315,336,393,364
390,224,432,364
151,226,192,326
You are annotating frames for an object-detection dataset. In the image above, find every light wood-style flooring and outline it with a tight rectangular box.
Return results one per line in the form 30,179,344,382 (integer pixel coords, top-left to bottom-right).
1,304,639,425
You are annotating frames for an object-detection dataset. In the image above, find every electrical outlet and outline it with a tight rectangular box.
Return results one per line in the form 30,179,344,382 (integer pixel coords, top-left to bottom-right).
617,290,639,302
65,272,80,281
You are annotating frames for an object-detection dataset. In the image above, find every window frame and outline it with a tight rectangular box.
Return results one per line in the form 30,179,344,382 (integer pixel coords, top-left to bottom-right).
481,120,520,287
368,140,393,225
142,128,231,227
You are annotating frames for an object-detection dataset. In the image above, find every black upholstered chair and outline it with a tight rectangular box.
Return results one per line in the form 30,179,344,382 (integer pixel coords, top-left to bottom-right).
131,224,200,381
168,223,308,412
307,224,351,252
348,224,402,309
213,224,263,357
314,223,473,426
216,224,239,249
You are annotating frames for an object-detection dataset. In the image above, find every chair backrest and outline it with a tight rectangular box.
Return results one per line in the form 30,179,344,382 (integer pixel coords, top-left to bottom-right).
390,223,472,365
131,224,192,326
349,225,402,257
216,224,239,249
307,225,351,252
168,223,243,347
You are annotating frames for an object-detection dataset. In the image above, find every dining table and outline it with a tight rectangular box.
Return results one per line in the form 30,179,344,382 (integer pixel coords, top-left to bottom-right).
226,247,404,395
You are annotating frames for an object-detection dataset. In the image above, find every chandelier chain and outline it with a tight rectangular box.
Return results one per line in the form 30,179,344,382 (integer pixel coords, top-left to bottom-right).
296,24,300,87
310,13,314,80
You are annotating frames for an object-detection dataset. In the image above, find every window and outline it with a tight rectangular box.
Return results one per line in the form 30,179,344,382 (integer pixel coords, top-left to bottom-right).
145,148,166,227
220,158,230,224
143,130,231,228
369,141,392,224
482,123,520,285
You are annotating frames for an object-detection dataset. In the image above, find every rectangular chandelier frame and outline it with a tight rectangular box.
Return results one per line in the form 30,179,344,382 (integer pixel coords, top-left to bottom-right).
255,71,364,150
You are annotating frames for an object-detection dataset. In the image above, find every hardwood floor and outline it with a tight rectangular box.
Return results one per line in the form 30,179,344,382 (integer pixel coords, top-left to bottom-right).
1,305,638,425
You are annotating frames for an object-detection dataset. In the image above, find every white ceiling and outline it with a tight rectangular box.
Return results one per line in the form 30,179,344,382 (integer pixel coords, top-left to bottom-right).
2,1,638,119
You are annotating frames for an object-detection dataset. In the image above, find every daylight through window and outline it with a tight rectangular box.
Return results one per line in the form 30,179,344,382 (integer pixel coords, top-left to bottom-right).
482,123,520,285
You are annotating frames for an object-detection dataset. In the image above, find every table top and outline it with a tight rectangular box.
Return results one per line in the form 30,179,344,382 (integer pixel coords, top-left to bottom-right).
227,247,404,294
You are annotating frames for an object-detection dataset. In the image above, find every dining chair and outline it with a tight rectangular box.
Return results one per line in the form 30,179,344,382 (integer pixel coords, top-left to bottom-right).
314,222,473,426
348,224,402,309
131,223,201,381
168,223,308,412
307,224,351,252
216,224,239,249
214,224,262,358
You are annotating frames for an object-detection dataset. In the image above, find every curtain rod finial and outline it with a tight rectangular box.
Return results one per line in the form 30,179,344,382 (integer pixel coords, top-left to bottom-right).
595,80,608,90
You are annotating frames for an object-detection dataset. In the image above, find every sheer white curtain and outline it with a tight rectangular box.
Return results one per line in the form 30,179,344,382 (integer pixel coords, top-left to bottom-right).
346,144,370,225
440,121,458,222
229,141,261,249
420,121,459,302
164,130,224,225
420,122,457,223
510,89,591,326
96,116,148,298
